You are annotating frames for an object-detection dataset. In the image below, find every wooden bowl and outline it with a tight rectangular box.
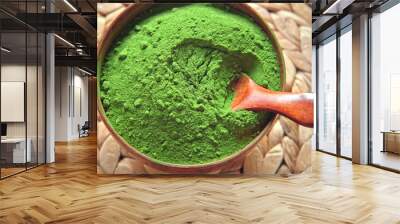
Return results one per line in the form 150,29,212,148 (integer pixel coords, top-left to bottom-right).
97,3,286,174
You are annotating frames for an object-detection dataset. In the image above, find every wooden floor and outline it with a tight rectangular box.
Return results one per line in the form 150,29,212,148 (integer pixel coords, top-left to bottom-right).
0,135,400,223
1,163,45,178
0,167,26,178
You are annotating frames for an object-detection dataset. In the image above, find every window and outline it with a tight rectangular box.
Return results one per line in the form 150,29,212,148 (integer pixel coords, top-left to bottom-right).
339,26,352,158
0,1,46,179
312,45,317,150
370,3,400,171
317,35,337,154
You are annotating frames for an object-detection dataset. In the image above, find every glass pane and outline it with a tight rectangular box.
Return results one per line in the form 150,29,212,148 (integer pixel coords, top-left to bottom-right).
26,0,38,168
0,1,46,178
312,45,317,150
339,27,352,158
27,31,38,169
38,33,45,165
1,31,27,177
317,36,337,154
371,4,400,171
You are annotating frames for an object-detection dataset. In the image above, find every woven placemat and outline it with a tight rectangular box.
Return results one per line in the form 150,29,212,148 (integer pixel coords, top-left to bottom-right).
97,3,313,175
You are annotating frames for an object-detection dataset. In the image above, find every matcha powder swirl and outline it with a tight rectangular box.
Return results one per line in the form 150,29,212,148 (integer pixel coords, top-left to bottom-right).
100,4,281,165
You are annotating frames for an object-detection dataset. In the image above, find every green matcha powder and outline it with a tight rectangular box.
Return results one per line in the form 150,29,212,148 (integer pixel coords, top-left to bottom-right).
100,4,281,165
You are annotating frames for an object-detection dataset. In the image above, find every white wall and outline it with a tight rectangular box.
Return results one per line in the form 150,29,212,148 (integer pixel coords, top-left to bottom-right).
0,64,39,137
55,66,69,141
1,64,25,82
54,67,89,141
1,64,26,139
72,73,89,138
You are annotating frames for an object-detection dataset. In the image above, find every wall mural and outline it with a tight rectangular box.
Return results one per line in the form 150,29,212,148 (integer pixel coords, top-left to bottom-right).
97,3,313,175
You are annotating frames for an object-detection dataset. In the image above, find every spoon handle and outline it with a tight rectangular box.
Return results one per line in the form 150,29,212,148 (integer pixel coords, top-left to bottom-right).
246,87,314,127
232,75,314,128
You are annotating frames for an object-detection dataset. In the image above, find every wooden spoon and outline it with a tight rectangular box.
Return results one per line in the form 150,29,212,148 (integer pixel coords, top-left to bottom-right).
231,75,314,128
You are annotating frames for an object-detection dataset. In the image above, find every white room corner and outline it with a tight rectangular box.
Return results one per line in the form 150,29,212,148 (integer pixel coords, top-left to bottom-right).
54,67,89,142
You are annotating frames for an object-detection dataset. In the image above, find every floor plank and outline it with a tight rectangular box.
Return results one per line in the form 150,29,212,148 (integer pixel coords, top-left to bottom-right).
0,135,399,224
